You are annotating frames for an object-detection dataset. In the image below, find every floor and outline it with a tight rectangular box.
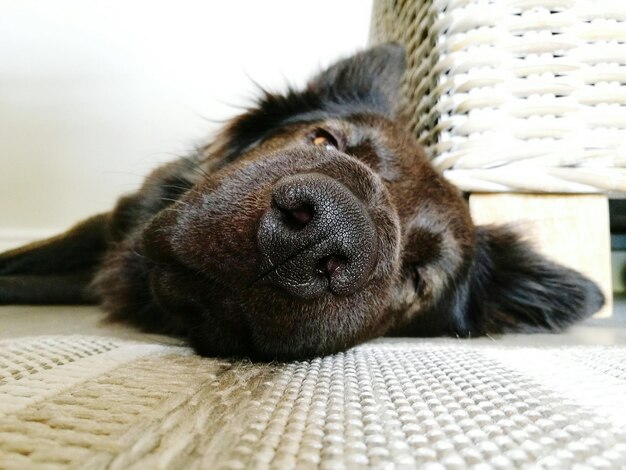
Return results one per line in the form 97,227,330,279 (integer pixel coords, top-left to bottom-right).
1,298,625,468
2,296,625,347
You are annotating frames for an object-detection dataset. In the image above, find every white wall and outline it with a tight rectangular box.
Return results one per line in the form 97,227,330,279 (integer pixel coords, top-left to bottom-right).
0,0,373,250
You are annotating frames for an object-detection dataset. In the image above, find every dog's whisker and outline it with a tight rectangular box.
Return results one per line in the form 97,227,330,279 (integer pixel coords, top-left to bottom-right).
160,197,189,205
130,247,147,260
160,184,193,192
190,164,211,180
161,207,188,215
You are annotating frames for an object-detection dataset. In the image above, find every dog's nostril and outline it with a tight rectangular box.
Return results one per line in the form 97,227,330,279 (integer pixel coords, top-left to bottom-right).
279,203,314,230
316,255,347,279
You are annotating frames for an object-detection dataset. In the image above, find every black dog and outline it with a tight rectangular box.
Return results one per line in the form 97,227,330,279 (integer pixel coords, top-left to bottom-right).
0,44,603,359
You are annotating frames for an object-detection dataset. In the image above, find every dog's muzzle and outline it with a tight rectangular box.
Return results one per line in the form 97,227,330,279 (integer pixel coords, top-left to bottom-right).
256,173,378,299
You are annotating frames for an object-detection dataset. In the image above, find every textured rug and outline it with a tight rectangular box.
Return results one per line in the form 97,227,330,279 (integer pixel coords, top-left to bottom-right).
1,335,626,469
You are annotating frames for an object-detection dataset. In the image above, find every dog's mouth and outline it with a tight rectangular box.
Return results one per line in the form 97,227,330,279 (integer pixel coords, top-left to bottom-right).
252,238,380,299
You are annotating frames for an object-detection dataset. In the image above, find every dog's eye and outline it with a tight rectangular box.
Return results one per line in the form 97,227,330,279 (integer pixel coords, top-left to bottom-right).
310,128,340,151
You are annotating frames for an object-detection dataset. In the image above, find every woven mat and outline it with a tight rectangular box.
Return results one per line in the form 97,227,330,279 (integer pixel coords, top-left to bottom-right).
1,336,626,469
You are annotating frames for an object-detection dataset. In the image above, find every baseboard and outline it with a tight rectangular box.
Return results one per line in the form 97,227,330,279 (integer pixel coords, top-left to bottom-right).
0,228,61,252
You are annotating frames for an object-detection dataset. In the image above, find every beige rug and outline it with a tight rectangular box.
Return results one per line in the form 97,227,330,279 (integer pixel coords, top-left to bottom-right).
1,332,626,469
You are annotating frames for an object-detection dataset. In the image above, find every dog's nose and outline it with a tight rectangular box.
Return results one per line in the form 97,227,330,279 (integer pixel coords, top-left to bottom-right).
257,173,378,299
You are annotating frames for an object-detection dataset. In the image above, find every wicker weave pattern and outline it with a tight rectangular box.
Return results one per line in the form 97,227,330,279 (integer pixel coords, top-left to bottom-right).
371,0,626,193
1,336,626,468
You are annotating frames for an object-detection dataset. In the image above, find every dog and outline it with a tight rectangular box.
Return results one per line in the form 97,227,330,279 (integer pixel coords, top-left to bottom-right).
0,44,604,359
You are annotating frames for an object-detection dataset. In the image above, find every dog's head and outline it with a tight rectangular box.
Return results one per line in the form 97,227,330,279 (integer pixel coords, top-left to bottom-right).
0,44,594,358
89,44,598,359
133,45,423,358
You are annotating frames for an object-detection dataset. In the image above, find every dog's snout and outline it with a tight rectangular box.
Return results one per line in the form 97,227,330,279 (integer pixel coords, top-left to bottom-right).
257,173,377,299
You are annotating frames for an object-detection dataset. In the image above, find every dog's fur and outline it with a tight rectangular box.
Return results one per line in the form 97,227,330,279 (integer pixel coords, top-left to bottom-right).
0,44,604,359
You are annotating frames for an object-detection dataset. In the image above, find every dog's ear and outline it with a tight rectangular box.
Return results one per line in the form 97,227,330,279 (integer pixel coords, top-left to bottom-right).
462,225,604,334
308,43,407,117
220,44,407,163
0,214,110,304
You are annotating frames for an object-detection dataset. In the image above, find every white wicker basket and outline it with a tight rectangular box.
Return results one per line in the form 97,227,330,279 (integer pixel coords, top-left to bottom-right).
371,0,626,193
